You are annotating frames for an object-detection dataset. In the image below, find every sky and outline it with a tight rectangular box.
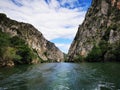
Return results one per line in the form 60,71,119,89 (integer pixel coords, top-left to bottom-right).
0,0,92,53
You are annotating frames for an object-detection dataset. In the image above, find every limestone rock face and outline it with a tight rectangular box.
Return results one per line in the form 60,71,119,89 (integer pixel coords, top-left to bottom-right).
0,13,64,63
68,0,120,62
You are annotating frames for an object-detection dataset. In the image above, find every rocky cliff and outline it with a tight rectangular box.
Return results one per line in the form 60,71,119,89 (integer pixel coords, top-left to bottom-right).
0,13,64,66
68,0,120,62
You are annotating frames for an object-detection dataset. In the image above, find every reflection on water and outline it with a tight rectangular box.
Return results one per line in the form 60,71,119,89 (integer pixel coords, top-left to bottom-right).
0,63,120,90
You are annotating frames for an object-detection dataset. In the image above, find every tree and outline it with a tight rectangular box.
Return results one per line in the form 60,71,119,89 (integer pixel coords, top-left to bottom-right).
86,45,102,62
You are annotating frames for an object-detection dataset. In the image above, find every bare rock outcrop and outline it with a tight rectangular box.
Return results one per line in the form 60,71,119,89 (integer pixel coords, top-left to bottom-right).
68,0,120,62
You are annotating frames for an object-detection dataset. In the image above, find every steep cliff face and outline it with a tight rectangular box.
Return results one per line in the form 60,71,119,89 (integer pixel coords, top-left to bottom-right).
0,13,64,66
68,0,120,62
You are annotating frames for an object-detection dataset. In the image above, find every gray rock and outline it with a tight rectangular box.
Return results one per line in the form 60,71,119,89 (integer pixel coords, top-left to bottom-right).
0,13,64,63
68,0,120,62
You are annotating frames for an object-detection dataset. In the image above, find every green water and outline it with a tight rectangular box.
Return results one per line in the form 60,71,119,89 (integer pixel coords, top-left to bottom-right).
0,63,120,90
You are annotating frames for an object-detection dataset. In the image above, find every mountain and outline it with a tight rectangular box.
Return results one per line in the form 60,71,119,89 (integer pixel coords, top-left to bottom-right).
0,13,64,67
68,0,120,62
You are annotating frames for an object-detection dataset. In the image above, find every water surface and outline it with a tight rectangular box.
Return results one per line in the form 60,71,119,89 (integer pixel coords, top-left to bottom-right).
0,63,120,90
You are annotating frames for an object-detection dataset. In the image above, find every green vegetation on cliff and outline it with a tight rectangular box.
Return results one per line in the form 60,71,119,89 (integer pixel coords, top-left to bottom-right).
85,45,102,62
0,30,38,67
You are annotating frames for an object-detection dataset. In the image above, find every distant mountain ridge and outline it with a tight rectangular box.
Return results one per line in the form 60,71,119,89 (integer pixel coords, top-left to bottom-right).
0,13,64,67
68,0,120,62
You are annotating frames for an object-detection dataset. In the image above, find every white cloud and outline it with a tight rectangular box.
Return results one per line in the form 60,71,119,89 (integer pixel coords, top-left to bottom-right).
0,0,88,53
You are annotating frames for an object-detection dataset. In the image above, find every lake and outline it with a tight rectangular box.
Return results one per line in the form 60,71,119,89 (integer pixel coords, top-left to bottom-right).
0,63,120,90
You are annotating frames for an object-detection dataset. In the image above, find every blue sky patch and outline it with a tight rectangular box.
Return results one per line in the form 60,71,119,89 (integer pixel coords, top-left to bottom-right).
11,0,23,7
56,0,92,10
51,38,72,44
45,0,51,5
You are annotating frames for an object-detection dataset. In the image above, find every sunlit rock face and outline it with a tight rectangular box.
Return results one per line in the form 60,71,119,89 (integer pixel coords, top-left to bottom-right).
68,0,120,62
0,13,64,63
